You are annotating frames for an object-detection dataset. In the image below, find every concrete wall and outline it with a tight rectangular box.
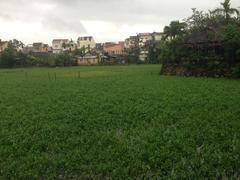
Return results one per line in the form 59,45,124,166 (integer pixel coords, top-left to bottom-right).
77,56,99,65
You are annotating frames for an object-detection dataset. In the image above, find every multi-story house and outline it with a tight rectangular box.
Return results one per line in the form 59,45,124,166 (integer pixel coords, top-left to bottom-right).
22,44,34,54
152,32,164,41
52,39,69,54
32,43,51,53
77,36,96,50
137,32,163,62
124,36,138,49
104,42,124,55
138,33,153,48
63,40,77,52
23,43,52,55
137,33,151,62
0,40,9,53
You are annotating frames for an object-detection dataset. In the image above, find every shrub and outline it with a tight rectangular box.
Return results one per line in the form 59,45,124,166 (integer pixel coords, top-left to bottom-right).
232,64,240,78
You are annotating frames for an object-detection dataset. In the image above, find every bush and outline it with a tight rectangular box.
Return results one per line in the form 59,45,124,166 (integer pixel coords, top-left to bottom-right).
0,43,16,68
223,24,240,64
232,65,240,78
55,53,77,67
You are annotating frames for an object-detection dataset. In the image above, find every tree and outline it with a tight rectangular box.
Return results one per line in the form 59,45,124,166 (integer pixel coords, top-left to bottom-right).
62,40,75,52
185,8,209,30
0,42,17,68
55,52,76,67
146,35,163,64
73,47,86,57
163,21,186,40
213,0,239,23
10,39,24,51
163,26,171,40
223,24,240,64
124,37,140,64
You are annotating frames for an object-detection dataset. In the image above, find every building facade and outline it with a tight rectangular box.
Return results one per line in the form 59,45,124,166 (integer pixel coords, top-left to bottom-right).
32,43,51,53
52,39,69,54
124,36,137,49
77,36,96,50
138,32,163,62
152,32,164,41
0,40,8,53
138,33,153,48
77,55,99,65
104,42,124,55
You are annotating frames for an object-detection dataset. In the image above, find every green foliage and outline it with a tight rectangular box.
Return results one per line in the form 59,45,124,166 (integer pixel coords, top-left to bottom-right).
124,47,140,64
160,0,240,77
212,0,239,22
73,47,86,57
0,65,240,178
163,21,186,40
223,24,240,64
158,42,171,63
55,53,77,67
24,55,42,67
45,55,57,67
0,47,78,68
0,42,16,68
232,64,240,77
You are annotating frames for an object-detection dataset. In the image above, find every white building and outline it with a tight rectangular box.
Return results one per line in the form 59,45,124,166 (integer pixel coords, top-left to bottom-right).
138,33,152,48
0,40,8,53
52,39,69,54
77,36,96,50
124,36,137,49
137,32,163,62
152,32,164,41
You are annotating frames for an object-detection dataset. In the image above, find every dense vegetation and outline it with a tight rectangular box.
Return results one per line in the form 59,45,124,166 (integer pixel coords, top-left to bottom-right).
157,0,240,77
0,65,240,179
0,42,80,68
1,0,239,74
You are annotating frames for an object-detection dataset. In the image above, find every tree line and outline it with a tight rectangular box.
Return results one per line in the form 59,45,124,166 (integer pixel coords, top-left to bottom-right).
1,0,240,76
0,42,91,68
156,0,240,77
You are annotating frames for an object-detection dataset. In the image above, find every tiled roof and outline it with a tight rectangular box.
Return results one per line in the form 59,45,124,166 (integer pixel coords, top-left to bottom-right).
52,39,69,43
78,36,93,41
138,33,151,36
33,42,43,46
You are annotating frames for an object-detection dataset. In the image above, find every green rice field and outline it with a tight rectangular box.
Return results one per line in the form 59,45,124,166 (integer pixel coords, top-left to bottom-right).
0,65,240,179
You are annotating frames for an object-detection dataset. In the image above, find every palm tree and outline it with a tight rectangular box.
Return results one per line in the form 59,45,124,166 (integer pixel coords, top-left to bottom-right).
163,26,171,40
213,0,239,22
163,21,186,40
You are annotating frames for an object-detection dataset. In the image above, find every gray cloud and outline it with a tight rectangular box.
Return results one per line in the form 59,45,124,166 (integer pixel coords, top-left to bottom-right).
0,0,239,43
41,14,86,34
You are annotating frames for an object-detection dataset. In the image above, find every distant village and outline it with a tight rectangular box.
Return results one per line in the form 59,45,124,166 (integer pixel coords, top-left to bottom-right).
0,32,163,65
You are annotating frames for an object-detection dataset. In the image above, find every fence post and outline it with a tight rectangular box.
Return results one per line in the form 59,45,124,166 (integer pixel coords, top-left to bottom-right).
78,71,80,79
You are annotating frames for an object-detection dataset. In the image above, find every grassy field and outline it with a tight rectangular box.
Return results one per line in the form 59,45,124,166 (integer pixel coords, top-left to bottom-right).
0,65,240,179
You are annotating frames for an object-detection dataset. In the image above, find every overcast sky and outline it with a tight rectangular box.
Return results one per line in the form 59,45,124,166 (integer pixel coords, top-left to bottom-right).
0,0,239,44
